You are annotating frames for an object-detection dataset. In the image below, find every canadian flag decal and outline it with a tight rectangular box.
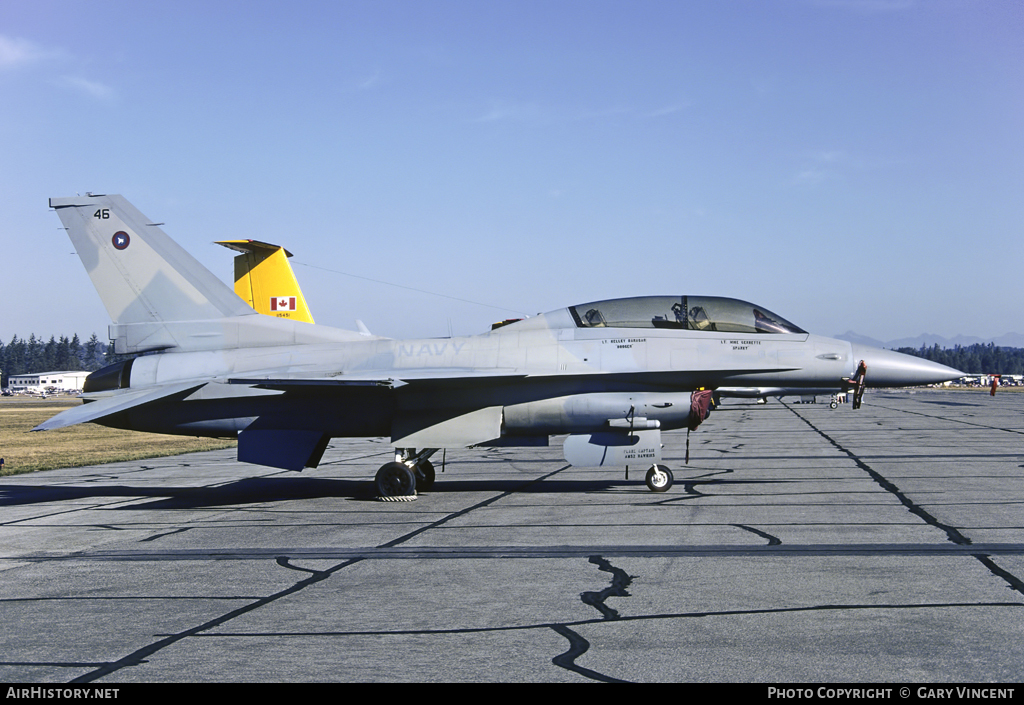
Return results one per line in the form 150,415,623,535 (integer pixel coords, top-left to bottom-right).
270,297,297,311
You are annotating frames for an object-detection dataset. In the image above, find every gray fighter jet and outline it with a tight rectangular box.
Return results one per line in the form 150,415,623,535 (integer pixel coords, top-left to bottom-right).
38,195,962,496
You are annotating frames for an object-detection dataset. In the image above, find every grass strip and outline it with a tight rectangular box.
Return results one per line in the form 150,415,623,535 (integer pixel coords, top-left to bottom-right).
0,397,236,476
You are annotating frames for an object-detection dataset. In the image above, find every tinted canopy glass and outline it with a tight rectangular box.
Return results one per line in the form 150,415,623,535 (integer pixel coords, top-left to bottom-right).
570,296,805,334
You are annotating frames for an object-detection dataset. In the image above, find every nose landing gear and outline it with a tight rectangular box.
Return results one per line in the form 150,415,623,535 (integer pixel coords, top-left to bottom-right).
645,464,674,492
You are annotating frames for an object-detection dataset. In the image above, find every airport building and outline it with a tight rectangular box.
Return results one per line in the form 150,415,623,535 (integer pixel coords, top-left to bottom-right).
7,371,90,394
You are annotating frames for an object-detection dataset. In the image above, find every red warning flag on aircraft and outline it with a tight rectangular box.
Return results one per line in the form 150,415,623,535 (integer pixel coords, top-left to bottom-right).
270,297,296,311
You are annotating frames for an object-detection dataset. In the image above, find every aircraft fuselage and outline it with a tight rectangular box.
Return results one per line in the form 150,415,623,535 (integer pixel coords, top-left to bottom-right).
42,194,964,491
89,307,857,441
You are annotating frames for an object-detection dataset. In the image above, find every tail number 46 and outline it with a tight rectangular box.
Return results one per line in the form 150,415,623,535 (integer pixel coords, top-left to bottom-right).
94,209,110,219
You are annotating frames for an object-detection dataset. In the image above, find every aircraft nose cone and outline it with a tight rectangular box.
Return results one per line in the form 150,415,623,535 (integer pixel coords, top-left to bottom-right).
849,343,963,387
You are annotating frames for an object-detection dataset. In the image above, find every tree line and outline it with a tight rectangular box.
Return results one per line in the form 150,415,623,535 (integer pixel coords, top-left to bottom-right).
0,334,124,387
895,343,1024,375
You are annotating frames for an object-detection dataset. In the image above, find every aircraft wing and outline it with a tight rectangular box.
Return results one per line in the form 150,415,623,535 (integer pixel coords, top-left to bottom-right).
32,382,206,431
226,368,530,449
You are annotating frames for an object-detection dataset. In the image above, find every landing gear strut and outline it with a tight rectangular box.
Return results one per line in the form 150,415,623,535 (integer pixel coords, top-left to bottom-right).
414,459,435,492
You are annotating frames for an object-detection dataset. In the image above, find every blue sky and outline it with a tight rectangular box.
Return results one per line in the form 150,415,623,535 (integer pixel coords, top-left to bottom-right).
2,0,1021,343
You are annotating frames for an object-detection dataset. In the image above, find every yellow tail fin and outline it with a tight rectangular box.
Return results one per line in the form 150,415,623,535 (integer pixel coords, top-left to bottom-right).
216,240,315,324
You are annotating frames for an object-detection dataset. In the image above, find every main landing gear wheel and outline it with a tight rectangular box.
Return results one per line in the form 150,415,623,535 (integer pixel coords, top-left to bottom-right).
414,460,435,492
645,464,673,492
375,462,417,500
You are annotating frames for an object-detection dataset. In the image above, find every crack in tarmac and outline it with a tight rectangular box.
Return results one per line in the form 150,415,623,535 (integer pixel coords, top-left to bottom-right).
734,524,783,545
548,557,634,684
548,555,638,682
67,465,575,683
60,463,640,684
580,556,634,621
868,399,1024,437
783,401,1024,598
16,398,1024,682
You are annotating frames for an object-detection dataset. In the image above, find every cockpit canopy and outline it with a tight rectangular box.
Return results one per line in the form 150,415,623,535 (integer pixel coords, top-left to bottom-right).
569,296,806,335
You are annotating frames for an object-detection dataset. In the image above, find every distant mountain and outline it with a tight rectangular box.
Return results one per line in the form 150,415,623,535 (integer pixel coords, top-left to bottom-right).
835,331,1024,349
993,332,1024,348
834,331,886,348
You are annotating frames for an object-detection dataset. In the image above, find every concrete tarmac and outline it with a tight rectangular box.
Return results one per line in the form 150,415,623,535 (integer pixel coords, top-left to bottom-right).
2,389,1022,683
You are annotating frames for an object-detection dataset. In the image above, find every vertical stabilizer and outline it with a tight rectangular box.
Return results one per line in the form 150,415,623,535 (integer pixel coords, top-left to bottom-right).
216,240,315,324
50,194,255,325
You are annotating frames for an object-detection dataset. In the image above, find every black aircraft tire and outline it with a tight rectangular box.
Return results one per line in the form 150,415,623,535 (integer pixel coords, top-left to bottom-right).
415,460,436,492
376,462,417,497
645,465,673,492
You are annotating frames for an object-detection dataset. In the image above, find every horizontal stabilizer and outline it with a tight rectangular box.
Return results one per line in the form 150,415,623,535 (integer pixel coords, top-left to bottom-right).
32,382,205,431
237,429,330,471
